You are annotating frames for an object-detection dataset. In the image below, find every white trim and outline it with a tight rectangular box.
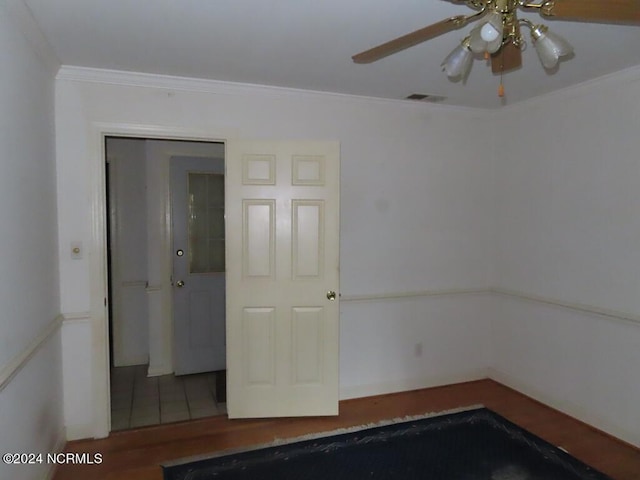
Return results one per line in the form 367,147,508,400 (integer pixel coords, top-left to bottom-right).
341,288,490,303
0,315,63,392
341,287,640,327
147,365,171,378
43,431,67,480
56,66,483,114
64,424,95,443
492,287,640,327
56,64,640,115
488,367,640,448
61,311,92,324
339,369,489,400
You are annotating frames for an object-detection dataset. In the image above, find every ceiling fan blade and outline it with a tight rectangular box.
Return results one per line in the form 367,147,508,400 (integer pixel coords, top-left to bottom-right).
541,0,640,25
352,15,469,64
491,40,522,74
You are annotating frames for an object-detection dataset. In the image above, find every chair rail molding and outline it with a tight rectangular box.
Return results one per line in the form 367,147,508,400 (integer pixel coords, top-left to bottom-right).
491,287,640,327
340,288,491,303
0,314,63,392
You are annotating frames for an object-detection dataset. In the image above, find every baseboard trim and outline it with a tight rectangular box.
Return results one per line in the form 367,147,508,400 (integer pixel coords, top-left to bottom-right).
113,354,149,368
0,315,63,393
148,365,173,377
65,423,96,442
488,367,640,448
43,429,67,480
61,311,91,325
339,369,489,401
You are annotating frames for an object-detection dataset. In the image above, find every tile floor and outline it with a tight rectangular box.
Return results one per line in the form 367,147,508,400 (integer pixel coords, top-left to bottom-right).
110,365,227,431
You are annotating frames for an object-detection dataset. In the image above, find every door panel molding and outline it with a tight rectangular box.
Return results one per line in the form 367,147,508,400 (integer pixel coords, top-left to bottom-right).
242,200,276,278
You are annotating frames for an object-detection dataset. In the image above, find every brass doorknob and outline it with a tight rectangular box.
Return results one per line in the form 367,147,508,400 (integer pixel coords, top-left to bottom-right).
176,280,185,288
326,290,336,301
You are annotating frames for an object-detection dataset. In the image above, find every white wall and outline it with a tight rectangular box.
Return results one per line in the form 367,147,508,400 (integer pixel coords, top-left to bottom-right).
106,137,149,367
0,2,63,479
492,67,640,447
55,68,496,438
54,63,640,448
340,292,493,399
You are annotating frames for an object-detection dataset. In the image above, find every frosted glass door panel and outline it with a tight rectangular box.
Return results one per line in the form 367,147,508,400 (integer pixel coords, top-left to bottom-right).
189,173,225,274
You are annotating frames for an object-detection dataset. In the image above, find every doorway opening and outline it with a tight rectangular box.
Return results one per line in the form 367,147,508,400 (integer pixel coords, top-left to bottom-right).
105,136,226,431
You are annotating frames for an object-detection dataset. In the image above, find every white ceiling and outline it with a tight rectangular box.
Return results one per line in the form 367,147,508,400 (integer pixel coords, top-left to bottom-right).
24,0,640,109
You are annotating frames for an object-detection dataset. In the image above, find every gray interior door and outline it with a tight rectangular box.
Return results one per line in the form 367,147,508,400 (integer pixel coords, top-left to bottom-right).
171,155,226,375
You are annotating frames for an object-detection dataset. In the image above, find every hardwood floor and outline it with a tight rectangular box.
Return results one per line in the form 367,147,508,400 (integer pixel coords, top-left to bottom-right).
52,379,640,480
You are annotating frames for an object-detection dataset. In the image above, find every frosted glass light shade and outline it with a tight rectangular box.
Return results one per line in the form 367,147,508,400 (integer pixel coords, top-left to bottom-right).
532,25,573,69
469,25,486,53
441,43,473,78
542,29,573,56
487,36,502,54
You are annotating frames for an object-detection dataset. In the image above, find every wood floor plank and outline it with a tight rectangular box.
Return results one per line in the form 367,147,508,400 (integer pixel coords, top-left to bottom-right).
52,380,640,480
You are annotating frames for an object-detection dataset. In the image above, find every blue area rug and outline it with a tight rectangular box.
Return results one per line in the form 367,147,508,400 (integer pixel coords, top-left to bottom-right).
163,407,610,480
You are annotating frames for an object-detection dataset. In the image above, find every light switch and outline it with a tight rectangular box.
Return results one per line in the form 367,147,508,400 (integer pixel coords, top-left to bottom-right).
71,241,83,260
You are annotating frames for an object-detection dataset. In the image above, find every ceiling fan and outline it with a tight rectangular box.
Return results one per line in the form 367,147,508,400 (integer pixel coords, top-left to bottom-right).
352,0,640,94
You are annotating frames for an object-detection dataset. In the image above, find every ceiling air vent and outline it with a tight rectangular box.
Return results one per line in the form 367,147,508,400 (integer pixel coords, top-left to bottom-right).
405,93,446,103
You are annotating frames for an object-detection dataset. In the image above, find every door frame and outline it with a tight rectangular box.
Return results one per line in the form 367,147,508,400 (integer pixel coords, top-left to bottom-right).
90,122,237,437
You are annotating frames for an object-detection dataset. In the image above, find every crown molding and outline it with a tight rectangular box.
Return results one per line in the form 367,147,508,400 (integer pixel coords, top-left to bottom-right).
5,0,60,74
56,65,485,114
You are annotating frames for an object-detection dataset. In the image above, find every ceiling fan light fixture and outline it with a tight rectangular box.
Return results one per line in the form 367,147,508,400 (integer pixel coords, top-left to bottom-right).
351,0,638,89
531,24,574,69
441,38,473,78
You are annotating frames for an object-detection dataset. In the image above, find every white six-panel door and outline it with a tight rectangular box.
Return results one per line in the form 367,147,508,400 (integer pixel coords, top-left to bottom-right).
226,140,340,418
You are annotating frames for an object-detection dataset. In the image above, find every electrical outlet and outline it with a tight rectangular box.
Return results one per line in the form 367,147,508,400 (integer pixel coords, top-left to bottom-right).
414,342,423,358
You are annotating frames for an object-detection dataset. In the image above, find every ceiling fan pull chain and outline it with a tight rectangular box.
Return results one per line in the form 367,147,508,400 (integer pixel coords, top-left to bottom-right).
498,49,505,98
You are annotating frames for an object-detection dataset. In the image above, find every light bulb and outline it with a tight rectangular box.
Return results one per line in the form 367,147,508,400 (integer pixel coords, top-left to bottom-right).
480,12,503,42
469,25,486,54
481,22,500,42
